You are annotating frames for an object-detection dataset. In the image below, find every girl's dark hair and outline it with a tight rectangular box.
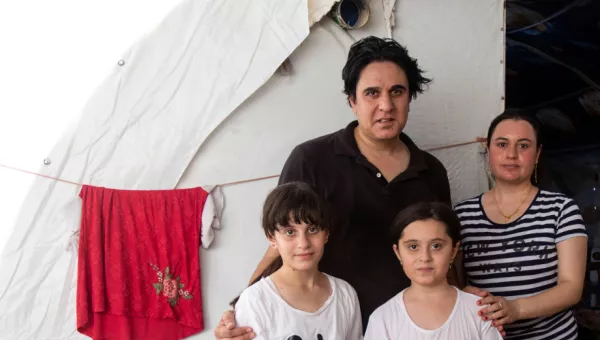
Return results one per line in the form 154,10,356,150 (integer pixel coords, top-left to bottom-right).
261,182,333,239
342,36,432,104
486,110,542,148
390,202,461,246
230,182,333,307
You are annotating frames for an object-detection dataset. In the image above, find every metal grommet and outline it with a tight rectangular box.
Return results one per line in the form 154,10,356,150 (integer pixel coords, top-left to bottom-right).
118,60,125,66
43,158,51,165
501,96,505,100
376,173,382,178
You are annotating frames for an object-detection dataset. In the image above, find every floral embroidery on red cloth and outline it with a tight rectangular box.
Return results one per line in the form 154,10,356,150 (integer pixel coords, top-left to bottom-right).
150,263,193,307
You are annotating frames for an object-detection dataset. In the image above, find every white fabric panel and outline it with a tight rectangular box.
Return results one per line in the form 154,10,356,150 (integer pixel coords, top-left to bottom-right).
0,0,311,338
0,0,503,339
0,0,183,285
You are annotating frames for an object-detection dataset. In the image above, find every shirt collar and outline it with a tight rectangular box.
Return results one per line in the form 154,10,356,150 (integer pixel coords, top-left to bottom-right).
333,120,428,172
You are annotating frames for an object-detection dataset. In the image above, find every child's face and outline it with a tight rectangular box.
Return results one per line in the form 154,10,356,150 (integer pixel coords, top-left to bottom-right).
268,219,328,272
393,219,459,287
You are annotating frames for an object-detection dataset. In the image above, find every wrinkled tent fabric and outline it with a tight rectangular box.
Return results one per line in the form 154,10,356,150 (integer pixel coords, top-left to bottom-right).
0,0,310,338
0,0,504,339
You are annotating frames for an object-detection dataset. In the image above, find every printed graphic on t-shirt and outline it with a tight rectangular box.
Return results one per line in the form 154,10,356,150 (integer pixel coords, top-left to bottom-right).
462,239,552,273
286,335,323,340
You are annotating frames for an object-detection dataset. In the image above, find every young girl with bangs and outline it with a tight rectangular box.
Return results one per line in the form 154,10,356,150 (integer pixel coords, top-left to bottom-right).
231,182,363,340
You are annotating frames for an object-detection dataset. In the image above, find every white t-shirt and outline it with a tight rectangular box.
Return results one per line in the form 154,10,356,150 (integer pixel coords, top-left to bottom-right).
234,273,363,340
364,287,503,340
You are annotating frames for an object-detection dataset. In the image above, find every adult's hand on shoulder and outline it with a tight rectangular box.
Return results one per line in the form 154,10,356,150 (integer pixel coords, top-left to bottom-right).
478,295,520,328
464,286,506,336
214,310,255,340
477,294,519,337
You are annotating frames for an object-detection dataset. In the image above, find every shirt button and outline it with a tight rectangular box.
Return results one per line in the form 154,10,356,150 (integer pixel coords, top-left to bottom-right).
376,173,382,178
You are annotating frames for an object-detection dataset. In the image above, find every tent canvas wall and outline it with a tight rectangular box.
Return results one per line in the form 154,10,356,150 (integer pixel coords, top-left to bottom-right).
0,0,504,339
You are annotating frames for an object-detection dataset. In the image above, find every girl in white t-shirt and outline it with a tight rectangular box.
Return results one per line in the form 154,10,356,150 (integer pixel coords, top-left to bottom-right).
231,182,363,340
364,202,503,340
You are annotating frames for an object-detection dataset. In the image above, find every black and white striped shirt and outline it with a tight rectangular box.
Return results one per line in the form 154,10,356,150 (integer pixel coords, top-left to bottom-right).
455,190,587,340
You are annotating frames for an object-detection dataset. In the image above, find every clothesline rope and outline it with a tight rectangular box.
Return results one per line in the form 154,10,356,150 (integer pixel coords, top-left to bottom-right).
0,163,82,186
0,138,486,188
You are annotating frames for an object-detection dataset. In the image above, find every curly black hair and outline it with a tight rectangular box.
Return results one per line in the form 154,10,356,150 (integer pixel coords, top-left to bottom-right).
342,36,432,104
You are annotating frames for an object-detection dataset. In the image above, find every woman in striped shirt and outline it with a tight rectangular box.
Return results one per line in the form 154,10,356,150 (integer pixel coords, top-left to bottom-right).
454,111,588,340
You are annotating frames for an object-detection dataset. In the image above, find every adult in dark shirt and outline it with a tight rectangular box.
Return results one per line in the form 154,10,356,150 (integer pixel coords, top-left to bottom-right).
215,36,454,339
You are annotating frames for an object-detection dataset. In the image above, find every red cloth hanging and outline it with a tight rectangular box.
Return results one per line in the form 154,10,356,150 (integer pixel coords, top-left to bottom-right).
77,185,208,340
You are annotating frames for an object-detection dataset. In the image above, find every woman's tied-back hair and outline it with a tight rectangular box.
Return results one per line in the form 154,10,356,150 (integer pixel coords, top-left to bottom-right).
230,182,333,308
342,36,433,104
390,202,461,246
486,110,543,149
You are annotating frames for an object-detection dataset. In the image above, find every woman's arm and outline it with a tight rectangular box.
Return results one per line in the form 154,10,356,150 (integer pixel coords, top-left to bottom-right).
513,236,587,319
479,236,587,324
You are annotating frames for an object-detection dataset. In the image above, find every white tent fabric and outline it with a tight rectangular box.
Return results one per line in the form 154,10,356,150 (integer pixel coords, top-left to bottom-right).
0,0,504,339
